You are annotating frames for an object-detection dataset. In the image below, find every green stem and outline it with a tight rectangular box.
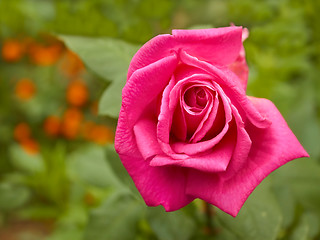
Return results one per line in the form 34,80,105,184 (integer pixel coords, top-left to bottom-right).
203,201,214,235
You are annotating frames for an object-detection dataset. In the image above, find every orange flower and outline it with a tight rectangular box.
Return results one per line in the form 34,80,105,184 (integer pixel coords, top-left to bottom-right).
14,78,36,100
43,116,61,137
21,138,39,154
1,39,25,62
82,121,96,140
66,80,89,107
61,108,83,139
60,50,85,77
28,42,63,66
83,123,114,145
14,122,31,142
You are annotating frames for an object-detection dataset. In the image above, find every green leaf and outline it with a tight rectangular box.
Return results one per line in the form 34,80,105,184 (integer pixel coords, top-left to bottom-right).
0,183,30,211
47,228,84,240
84,191,144,240
289,216,309,240
67,145,123,189
285,86,320,159
138,0,174,19
46,205,87,240
17,205,61,220
9,144,45,174
216,179,282,240
188,24,214,29
272,184,296,228
59,35,139,118
303,212,320,239
98,79,124,118
104,145,140,198
289,212,319,240
147,207,196,240
273,159,320,215
58,35,139,82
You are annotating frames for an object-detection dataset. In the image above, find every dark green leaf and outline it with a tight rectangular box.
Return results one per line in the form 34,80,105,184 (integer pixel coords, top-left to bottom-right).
59,35,139,118
59,35,139,82
98,79,124,118
104,145,140,198
9,144,45,174
147,206,196,240
272,184,296,228
216,179,282,240
273,159,320,215
288,212,319,240
84,191,144,240
0,183,30,211
67,145,123,189
289,215,309,240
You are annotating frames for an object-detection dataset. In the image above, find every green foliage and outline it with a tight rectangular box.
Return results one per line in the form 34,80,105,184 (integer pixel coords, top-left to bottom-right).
60,35,140,118
67,145,123,189
9,144,45,174
0,0,320,239
147,207,196,240
84,192,144,240
0,183,30,211
216,180,282,240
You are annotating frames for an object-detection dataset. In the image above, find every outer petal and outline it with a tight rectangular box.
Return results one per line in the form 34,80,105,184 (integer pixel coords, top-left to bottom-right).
118,154,194,211
186,97,309,216
220,105,252,180
128,27,243,78
228,54,248,90
228,27,249,90
150,127,236,172
134,116,162,160
172,27,243,66
122,53,178,127
116,110,194,211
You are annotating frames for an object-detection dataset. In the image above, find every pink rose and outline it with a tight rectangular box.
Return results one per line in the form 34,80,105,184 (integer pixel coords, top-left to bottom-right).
115,26,308,216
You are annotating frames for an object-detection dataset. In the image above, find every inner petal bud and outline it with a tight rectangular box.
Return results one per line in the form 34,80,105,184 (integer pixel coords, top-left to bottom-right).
183,86,208,113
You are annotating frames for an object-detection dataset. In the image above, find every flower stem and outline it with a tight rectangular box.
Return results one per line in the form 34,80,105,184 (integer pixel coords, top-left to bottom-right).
203,201,214,235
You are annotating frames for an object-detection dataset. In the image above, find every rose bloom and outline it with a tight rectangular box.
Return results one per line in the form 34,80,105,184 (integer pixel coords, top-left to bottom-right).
115,27,308,216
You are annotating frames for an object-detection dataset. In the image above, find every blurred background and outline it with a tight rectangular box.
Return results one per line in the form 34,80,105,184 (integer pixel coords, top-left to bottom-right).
0,0,320,239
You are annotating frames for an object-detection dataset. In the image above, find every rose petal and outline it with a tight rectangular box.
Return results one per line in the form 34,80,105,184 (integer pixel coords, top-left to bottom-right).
174,63,208,82
150,127,235,172
122,53,178,126
220,105,252,180
179,50,271,128
189,91,218,142
116,90,194,211
186,97,309,217
182,85,213,138
228,26,249,90
118,154,194,211
128,27,243,79
172,27,243,65
228,55,248,90
134,116,162,160
171,81,233,155
115,107,140,156
157,74,213,157
171,100,187,141
156,76,182,157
